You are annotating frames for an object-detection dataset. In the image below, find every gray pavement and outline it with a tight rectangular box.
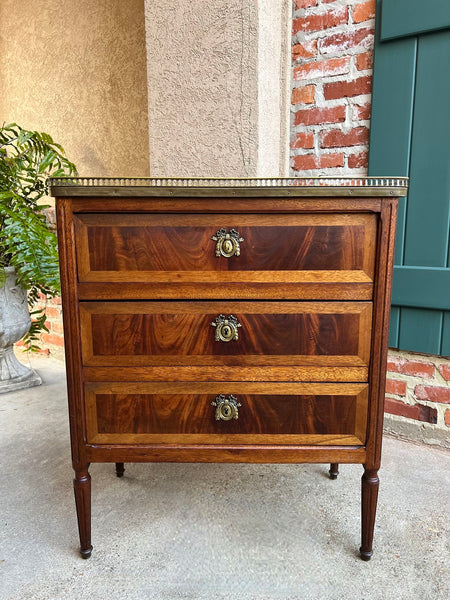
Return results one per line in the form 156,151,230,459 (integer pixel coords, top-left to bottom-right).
0,355,449,600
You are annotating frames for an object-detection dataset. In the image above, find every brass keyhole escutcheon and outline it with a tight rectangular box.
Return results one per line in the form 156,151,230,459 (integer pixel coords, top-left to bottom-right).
211,228,244,258
221,404,232,418
211,394,241,421
223,239,233,254
211,314,242,342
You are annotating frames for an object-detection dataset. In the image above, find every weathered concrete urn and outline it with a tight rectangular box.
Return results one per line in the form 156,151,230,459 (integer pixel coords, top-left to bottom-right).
0,267,41,392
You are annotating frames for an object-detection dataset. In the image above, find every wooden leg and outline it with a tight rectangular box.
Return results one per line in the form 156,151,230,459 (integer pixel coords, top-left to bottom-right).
73,467,93,559
115,462,125,478
329,463,339,479
360,467,379,561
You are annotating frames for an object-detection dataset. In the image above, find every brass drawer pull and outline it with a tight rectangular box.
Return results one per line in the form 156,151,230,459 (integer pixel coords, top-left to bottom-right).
211,394,241,421
211,228,244,258
211,314,241,342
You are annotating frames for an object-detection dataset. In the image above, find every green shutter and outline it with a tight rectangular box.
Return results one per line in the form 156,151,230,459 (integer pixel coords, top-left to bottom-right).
381,0,450,41
369,0,450,356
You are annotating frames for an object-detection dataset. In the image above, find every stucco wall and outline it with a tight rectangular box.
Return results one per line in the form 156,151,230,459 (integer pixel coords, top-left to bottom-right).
145,0,258,177
144,0,290,177
0,0,150,177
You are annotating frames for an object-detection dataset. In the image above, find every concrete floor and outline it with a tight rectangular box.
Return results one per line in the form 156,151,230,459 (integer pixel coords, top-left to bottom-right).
0,356,449,600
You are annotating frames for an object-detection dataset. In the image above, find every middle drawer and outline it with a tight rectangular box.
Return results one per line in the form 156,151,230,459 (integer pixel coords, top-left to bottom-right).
80,301,372,373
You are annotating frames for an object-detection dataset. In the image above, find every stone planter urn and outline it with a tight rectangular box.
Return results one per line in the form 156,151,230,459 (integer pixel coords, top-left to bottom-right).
0,267,42,393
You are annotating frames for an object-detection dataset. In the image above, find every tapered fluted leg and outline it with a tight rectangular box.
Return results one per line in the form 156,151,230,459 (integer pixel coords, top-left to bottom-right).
115,463,125,478
360,468,379,561
73,467,93,559
329,463,339,479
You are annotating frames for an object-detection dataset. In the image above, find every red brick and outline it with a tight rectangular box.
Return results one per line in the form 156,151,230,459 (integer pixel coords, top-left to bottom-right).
293,7,348,34
445,409,450,426
292,85,315,105
292,154,317,171
295,105,346,126
353,0,376,24
320,126,369,148
386,378,407,396
51,320,64,334
291,132,315,149
49,296,62,305
384,398,437,424
293,40,318,60
324,76,372,100
294,0,318,9
438,364,450,381
356,50,373,71
41,333,64,347
44,306,61,319
353,102,371,120
415,385,450,405
387,359,402,372
320,152,344,167
292,152,344,171
294,57,350,81
319,27,373,55
387,357,435,378
348,150,368,169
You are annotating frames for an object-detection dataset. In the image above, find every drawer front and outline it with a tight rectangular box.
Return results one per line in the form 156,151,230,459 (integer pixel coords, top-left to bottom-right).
85,382,368,446
80,301,372,370
75,213,376,299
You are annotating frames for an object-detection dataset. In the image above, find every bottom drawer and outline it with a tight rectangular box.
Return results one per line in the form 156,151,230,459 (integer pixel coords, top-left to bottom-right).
85,382,368,446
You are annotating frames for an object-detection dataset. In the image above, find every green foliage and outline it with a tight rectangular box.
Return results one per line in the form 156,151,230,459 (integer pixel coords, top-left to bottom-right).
0,122,77,349
21,308,50,353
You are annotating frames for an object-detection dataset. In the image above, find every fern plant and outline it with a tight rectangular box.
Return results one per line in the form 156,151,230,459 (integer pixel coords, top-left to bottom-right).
0,122,77,349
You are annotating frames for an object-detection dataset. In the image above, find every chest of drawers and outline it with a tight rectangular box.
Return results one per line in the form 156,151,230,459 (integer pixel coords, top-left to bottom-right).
50,177,407,560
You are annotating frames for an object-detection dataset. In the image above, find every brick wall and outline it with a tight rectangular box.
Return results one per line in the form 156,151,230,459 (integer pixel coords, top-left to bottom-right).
37,295,65,359
290,0,450,447
16,293,64,359
384,350,450,448
291,0,374,175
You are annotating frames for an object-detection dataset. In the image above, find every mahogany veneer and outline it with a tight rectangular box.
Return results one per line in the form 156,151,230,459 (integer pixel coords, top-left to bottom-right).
50,177,407,561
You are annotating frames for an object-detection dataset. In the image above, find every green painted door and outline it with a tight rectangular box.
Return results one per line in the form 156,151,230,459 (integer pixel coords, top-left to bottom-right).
369,0,450,356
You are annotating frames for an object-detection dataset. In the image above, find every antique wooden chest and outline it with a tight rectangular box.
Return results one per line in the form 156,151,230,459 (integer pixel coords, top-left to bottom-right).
50,177,407,559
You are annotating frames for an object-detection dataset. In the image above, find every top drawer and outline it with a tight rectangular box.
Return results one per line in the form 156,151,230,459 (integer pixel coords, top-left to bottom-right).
74,213,377,300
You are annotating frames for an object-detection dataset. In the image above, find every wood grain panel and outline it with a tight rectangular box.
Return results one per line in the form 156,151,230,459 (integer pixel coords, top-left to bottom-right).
80,301,372,368
84,444,367,464
85,382,368,446
77,281,373,301
75,213,376,283
82,365,369,382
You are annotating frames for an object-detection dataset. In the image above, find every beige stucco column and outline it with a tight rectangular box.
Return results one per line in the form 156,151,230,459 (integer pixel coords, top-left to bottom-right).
0,0,150,177
257,0,291,177
144,0,291,177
